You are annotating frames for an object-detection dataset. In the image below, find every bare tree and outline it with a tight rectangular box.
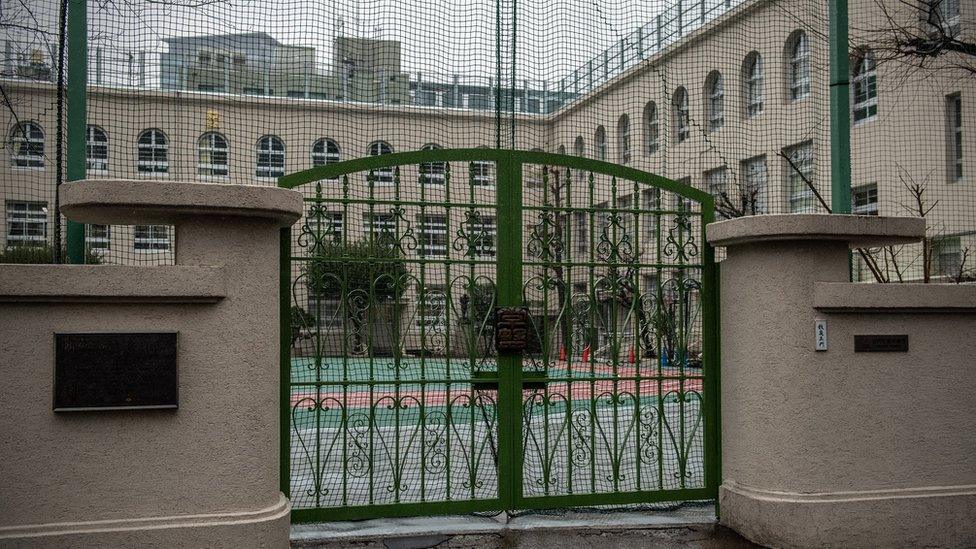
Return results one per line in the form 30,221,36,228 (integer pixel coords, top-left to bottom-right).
864,0,976,75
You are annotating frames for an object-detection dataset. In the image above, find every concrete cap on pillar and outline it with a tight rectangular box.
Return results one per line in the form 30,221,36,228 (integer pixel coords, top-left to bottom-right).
60,180,304,227
706,214,926,248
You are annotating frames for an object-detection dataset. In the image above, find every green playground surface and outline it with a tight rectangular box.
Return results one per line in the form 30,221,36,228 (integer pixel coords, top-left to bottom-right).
287,356,703,429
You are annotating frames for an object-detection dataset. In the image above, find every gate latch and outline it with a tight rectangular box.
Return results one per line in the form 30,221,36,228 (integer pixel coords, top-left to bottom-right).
494,306,532,353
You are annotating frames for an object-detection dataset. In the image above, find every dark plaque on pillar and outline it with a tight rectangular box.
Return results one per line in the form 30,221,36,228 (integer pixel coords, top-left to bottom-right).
854,334,909,353
54,333,178,411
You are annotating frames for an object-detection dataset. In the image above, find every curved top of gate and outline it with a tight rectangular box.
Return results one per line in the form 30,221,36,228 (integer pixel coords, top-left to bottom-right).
277,148,714,209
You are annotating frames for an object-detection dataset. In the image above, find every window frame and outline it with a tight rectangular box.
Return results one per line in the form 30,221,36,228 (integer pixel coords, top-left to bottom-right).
740,155,768,214
9,121,45,169
367,140,395,185
255,135,285,179
706,71,724,131
784,141,816,213
197,131,229,178
852,50,878,123
851,183,879,215
947,93,963,182
674,87,690,143
137,128,169,174
418,214,448,257
644,101,659,154
86,125,108,173
419,143,447,186
311,138,340,168
5,200,47,246
594,126,607,161
617,114,632,164
133,224,171,251
789,31,811,101
744,52,765,118
85,224,111,251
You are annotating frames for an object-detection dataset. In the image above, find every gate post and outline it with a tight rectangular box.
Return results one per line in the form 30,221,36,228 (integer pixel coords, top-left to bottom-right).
0,180,302,547
707,214,976,548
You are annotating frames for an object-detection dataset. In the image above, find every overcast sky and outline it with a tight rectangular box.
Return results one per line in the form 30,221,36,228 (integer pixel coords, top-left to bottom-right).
5,0,671,83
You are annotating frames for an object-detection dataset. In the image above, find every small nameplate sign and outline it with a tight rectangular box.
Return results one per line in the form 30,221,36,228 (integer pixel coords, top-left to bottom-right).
54,333,178,411
854,334,909,353
495,307,532,353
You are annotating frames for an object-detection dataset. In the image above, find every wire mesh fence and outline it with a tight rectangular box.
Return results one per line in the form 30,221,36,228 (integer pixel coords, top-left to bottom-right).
1,0,972,519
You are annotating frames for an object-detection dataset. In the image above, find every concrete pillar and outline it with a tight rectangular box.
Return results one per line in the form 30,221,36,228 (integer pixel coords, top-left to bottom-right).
707,214,976,549
0,180,302,548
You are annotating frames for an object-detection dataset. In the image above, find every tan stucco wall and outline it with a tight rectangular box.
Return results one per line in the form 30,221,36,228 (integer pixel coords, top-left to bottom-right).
0,181,302,548
708,214,976,549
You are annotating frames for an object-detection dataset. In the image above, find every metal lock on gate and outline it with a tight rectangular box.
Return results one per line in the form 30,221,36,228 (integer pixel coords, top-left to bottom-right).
494,306,532,353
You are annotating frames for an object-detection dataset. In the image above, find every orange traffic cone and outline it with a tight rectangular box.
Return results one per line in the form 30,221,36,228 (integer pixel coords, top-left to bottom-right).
559,346,567,361
581,345,590,362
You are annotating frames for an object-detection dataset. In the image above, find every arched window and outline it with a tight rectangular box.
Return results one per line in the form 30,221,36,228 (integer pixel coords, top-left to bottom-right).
367,140,394,184
573,136,585,156
198,132,228,177
788,31,810,100
643,101,659,154
311,138,340,167
673,87,690,143
419,143,446,185
256,135,285,178
594,126,607,160
86,125,108,172
137,128,168,173
8,122,44,168
852,50,877,122
743,52,764,117
705,71,724,131
617,114,631,163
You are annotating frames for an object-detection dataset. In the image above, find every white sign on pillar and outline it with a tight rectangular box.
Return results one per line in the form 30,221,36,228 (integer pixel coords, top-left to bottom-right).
815,319,828,351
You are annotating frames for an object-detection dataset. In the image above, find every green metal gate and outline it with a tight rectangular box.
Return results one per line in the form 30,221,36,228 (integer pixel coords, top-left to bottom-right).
278,149,718,522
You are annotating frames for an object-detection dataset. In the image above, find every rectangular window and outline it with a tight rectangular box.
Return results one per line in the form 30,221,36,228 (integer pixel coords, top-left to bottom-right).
947,93,963,182
784,142,815,213
574,211,588,255
616,194,637,243
740,156,767,215
418,214,448,257
310,211,343,244
85,224,110,250
465,214,496,257
5,201,47,246
705,167,728,218
641,188,660,244
365,212,396,244
471,160,494,187
852,183,878,215
416,285,447,328
934,237,962,278
133,225,171,251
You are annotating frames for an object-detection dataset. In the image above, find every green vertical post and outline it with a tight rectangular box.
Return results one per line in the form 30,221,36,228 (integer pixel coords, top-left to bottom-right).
495,153,523,508
829,0,851,214
65,0,87,263
279,227,292,498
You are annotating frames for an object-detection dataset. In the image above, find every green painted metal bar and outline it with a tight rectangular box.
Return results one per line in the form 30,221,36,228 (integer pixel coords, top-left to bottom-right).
65,0,87,263
829,0,852,214
279,227,292,498
495,152,523,507
700,200,721,510
278,150,709,204
292,498,505,523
